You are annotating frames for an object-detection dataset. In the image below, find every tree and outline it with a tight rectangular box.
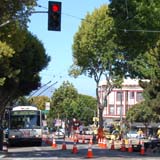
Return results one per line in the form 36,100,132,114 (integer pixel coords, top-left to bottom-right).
0,0,37,28
126,101,159,136
0,41,15,86
49,81,78,120
109,0,160,127
70,5,124,131
0,0,40,115
0,0,38,76
0,30,50,117
28,96,50,110
73,94,97,125
109,0,160,63
48,81,97,127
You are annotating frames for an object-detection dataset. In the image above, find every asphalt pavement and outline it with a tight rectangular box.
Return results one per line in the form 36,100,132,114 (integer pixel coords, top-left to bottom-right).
0,137,160,160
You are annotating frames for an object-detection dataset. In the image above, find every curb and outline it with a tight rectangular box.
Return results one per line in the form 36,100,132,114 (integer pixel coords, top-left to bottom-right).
0,151,6,158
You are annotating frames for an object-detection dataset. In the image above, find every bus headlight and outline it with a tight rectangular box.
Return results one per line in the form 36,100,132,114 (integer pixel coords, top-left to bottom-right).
11,135,16,138
35,135,40,138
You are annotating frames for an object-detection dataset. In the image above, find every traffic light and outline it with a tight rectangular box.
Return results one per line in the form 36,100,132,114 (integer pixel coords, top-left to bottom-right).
48,1,61,31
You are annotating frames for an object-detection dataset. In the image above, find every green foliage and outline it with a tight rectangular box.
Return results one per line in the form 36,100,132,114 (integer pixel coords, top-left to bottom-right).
28,96,50,110
48,81,97,126
126,101,159,125
109,0,160,119
71,5,124,80
76,94,97,125
70,5,124,128
0,30,50,115
15,96,30,106
141,79,160,115
109,0,160,60
0,41,15,86
0,0,37,28
49,81,78,119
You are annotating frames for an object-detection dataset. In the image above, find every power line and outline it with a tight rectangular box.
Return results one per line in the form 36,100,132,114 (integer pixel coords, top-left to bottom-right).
28,80,52,98
119,28,160,33
36,81,58,96
36,3,160,34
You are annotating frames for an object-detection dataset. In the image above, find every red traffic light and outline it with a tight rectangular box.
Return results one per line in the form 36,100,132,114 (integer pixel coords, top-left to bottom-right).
52,4,60,12
48,1,62,31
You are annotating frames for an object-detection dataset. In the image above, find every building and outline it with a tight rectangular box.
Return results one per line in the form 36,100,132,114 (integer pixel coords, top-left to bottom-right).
98,78,144,124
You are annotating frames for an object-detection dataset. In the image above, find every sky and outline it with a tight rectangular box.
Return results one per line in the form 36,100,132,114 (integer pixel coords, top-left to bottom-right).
28,0,109,97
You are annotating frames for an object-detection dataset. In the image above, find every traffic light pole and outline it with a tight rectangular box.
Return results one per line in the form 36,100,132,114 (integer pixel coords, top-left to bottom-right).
30,11,48,14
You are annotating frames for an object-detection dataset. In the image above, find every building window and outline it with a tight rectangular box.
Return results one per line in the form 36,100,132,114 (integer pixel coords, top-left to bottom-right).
117,91,123,101
109,105,114,115
136,92,143,102
130,91,134,99
117,105,123,115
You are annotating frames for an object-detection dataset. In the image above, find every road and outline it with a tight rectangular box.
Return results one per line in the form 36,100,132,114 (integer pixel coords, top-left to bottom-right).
0,138,160,160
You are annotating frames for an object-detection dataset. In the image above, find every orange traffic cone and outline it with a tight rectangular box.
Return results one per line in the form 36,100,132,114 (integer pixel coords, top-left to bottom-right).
110,139,115,150
120,139,126,152
98,138,101,147
86,143,93,158
52,137,57,148
2,141,8,152
99,138,103,148
128,139,133,153
102,138,107,149
62,138,67,150
140,140,145,155
72,142,78,154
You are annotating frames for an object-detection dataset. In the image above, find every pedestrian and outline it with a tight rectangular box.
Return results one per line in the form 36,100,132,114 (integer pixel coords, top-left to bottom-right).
79,123,84,135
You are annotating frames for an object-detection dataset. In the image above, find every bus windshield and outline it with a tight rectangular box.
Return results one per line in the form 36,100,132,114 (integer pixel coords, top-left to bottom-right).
10,110,41,129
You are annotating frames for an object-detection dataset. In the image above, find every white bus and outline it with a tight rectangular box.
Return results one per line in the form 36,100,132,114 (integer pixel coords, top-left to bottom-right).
8,106,43,146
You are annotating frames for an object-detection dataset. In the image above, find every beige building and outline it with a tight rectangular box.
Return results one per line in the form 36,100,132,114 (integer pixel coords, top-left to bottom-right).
98,78,144,123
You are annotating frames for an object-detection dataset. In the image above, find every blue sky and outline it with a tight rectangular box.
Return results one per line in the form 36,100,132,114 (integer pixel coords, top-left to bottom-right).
28,0,109,97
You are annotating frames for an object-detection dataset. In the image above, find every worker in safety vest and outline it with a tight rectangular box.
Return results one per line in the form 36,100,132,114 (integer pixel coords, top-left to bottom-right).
137,128,143,138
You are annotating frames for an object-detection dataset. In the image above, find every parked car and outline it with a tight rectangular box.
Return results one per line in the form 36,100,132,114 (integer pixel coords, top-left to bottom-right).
83,127,94,135
104,129,120,140
55,128,65,137
126,130,144,139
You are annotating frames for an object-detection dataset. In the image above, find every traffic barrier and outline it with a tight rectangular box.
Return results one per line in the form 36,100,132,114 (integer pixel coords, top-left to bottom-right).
2,141,8,152
72,142,78,154
62,138,67,150
89,137,93,145
140,140,145,155
46,136,52,145
51,136,57,148
86,143,93,158
128,139,133,153
74,135,78,143
82,135,85,144
110,139,115,150
120,139,126,152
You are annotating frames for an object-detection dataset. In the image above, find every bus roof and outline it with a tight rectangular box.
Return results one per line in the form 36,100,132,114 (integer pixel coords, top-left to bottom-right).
12,106,38,111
